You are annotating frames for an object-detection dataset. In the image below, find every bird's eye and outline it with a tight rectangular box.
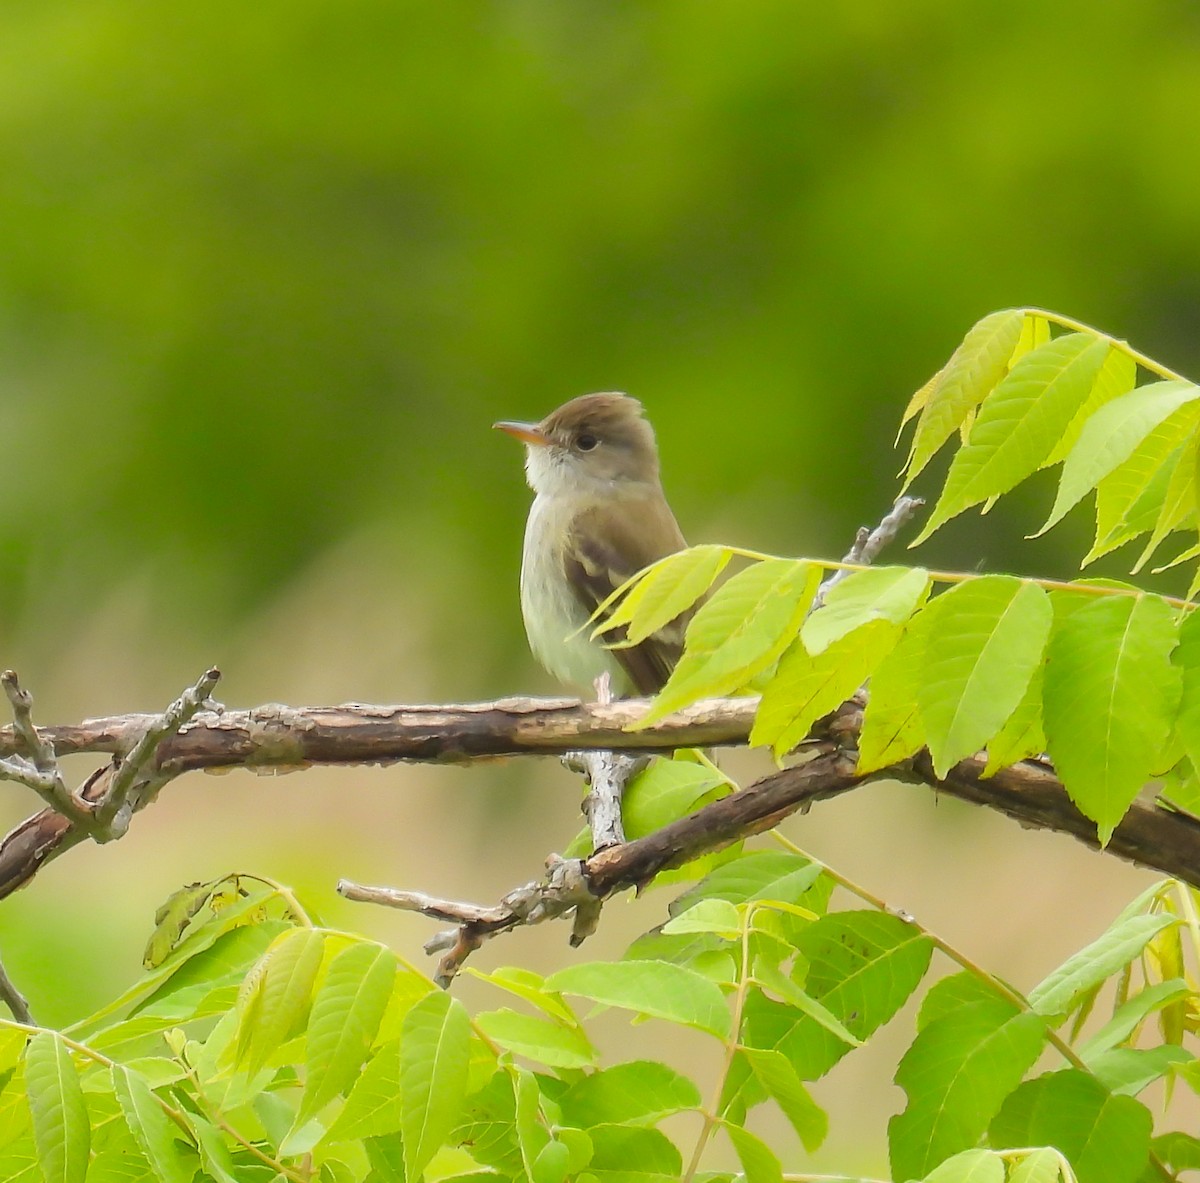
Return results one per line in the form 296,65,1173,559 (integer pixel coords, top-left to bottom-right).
576,432,599,452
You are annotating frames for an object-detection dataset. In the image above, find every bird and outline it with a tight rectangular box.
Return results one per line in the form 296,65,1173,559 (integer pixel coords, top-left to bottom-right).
494,392,689,698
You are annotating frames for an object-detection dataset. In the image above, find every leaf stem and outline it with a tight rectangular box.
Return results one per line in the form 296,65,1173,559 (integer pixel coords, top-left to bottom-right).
682,899,757,1183
1028,308,1192,384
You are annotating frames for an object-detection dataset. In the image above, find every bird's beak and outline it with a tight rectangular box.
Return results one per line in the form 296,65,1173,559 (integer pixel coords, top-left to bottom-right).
493,420,553,447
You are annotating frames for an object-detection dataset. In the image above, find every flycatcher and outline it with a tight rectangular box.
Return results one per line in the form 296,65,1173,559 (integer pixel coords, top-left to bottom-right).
495,392,689,697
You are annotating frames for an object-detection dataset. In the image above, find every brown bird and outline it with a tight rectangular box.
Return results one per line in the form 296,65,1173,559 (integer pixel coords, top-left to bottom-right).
495,393,689,697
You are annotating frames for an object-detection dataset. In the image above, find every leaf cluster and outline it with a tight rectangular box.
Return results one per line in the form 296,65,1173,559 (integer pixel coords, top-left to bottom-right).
6,850,1200,1183
598,309,1200,845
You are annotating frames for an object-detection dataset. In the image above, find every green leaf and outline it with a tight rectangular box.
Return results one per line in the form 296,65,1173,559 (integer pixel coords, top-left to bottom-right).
298,940,396,1123
587,1124,682,1183
474,1009,596,1069
857,607,934,773
1038,380,1200,536
1046,346,1138,468
801,566,931,655
888,998,1046,1182
989,1070,1151,1183
467,966,580,1026
739,1047,827,1151
671,851,824,912
1133,432,1199,572
751,959,863,1049
1087,403,1200,563
1028,911,1176,1018
917,578,1052,776
110,1065,191,1183
1043,592,1181,843
595,545,732,644
916,333,1111,541
559,1061,701,1127
621,759,729,838
401,991,471,1183
722,1120,782,1183
904,309,1027,485
326,1036,401,1141
982,661,1046,775
663,898,741,938
744,911,933,1080
634,560,821,727
1078,978,1190,1057
1085,1044,1192,1095
545,959,731,1039
753,618,900,757
916,972,1003,1030
1153,1131,1200,1174
24,1033,89,1183
922,1149,1005,1183
1007,1147,1070,1183
1173,608,1200,774
236,926,325,1072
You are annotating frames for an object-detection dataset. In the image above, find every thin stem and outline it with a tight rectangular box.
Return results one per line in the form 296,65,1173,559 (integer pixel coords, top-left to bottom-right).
683,899,757,1183
1029,308,1192,384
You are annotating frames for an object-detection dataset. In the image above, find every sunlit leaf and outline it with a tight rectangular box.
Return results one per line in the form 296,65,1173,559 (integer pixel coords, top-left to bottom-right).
298,940,396,1122
753,618,899,757
917,578,1052,776
110,1065,191,1183
989,1070,1151,1183
24,1033,89,1183
545,960,730,1039
857,607,933,773
1043,591,1180,843
558,1061,701,1127
915,333,1110,542
800,566,930,654
1086,403,1200,564
1045,345,1138,467
1028,912,1176,1018
474,1010,596,1069
401,991,471,1182
904,309,1026,485
1038,380,1200,536
888,997,1045,1182
633,559,821,726
593,544,732,645
739,1046,827,1151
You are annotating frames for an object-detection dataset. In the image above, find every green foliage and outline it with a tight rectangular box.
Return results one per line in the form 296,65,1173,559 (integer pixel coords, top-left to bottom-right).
592,309,1200,845
6,862,1200,1183
10,310,1200,1181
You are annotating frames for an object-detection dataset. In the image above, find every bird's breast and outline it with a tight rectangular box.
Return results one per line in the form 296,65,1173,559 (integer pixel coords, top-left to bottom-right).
520,495,626,694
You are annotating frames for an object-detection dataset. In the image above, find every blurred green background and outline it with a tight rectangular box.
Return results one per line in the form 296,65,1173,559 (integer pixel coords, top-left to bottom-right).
2,0,1198,1169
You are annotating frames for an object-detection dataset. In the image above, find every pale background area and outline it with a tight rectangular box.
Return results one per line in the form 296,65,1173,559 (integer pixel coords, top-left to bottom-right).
2,0,1200,1171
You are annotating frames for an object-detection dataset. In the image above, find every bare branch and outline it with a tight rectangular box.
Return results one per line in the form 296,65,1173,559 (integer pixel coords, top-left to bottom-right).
0,952,33,1024
0,671,91,825
92,667,223,840
813,494,925,606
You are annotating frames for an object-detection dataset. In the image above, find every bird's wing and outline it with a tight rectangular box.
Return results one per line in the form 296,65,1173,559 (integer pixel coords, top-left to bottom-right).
562,497,690,696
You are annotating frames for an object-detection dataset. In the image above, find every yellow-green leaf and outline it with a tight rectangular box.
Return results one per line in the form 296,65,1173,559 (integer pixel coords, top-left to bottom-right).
917,578,1052,777
1043,592,1181,844
632,559,820,727
914,334,1111,543
1037,380,1200,537
904,309,1026,486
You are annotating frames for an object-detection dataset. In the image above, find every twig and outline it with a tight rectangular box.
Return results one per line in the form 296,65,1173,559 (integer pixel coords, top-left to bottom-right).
0,951,33,1024
812,495,924,607
339,854,596,986
340,693,1200,980
92,668,222,840
0,671,91,825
